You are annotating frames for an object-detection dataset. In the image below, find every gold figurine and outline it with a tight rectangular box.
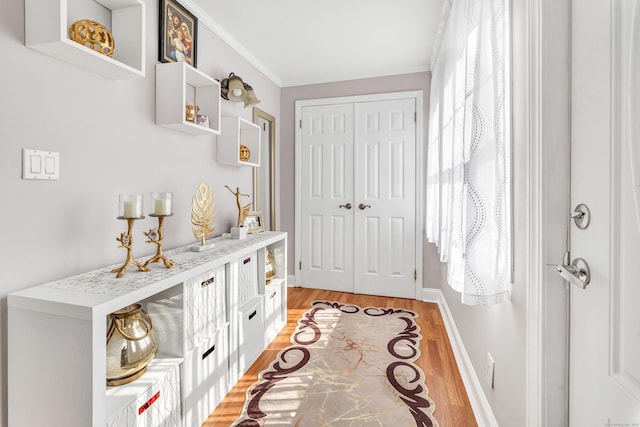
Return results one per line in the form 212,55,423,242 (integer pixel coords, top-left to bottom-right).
225,185,252,227
191,181,217,246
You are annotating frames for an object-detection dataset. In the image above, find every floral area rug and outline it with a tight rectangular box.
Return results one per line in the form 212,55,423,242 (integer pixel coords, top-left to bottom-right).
233,300,439,426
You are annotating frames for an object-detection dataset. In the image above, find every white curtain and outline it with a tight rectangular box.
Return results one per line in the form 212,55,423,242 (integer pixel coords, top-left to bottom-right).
426,0,510,305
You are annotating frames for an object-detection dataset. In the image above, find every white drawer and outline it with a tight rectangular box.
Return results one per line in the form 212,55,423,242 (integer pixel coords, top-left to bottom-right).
106,358,182,427
238,296,265,376
237,251,258,307
184,266,226,350
264,280,285,345
182,326,230,427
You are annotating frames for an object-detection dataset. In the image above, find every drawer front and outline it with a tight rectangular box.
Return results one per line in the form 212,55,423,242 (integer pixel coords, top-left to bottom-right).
185,266,226,349
264,284,282,344
107,361,182,427
238,296,265,375
182,326,230,427
237,251,258,307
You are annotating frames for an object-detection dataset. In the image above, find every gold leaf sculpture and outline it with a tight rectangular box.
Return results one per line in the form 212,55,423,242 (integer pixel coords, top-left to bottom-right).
191,181,217,246
225,185,252,227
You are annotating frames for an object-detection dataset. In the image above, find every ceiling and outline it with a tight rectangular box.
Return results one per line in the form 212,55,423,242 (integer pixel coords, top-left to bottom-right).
186,0,446,87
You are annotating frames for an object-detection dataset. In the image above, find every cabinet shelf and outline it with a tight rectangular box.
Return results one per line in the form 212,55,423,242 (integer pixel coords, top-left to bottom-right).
156,62,221,135
8,232,287,426
25,0,145,79
217,117,261,166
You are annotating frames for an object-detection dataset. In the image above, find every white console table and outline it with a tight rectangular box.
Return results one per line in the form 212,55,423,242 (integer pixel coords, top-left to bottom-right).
8,231,287,427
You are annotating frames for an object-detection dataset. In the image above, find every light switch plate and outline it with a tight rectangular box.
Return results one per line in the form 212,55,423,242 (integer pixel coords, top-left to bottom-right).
22,149,59,180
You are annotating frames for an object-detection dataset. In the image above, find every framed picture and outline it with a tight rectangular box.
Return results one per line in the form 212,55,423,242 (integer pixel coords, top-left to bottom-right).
159,0,197,67
196,114,209,127
242,211,264,233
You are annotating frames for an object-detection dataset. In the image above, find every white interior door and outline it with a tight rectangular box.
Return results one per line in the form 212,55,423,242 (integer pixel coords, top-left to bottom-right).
298,95,419,298
569,1,640,424
300,103,355,293
354,99,416,298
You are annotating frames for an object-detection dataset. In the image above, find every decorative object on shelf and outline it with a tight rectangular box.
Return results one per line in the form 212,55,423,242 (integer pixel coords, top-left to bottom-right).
68,19,115,57
185,103,199,122
243,211,265,234
265,248,276,283
143,192,176,269
220,72,261,107
106,304,158,386
230,226,248,240
196,114,209,127
191,181,217,251
159,0,197,67
112,194,150,278
225,185,252,227
239,144,251,162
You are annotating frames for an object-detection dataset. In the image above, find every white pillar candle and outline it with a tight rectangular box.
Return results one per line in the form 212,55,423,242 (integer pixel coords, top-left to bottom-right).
119,194,143,218
151,192,173,215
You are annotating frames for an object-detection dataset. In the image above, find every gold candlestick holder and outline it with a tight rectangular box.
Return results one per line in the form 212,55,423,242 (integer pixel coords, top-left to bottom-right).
112,217,150,278
143,214,176,269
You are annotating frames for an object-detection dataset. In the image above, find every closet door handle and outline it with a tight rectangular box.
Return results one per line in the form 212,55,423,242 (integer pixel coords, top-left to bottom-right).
339,203,352,210
358,203,371,210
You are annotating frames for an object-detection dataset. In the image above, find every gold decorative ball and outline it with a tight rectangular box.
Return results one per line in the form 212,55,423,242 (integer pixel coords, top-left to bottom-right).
68,19,115,57
239,145,251,162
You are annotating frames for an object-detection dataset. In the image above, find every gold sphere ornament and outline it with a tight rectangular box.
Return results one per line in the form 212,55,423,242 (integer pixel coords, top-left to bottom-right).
69,19,115,57
239,144,251,162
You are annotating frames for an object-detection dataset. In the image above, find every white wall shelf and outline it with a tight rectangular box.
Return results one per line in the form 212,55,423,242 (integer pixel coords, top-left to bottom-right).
217,117,261,167
25,0,145,79
156,62,222,136
8,231,287,426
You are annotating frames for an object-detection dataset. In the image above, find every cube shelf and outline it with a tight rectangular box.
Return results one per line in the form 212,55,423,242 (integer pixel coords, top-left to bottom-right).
25,0,145,79
156,62,222,136
217,117,261,167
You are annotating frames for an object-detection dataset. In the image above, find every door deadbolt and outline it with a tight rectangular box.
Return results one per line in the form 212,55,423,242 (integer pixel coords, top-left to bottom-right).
572,203,591,229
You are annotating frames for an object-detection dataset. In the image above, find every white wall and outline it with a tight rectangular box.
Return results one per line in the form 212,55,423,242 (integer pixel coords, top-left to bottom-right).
0,1,280,425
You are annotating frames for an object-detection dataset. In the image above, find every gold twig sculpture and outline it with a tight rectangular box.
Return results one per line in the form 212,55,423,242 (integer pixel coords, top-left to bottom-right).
225,185,252,227
191,181,217,246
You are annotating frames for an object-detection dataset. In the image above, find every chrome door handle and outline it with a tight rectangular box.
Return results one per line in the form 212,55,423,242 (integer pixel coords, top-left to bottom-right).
358,203,371,210
555,258,590,289
339,203,352,210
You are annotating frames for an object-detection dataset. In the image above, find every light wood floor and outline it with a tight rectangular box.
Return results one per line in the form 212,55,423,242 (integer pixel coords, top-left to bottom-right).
205,287,478,426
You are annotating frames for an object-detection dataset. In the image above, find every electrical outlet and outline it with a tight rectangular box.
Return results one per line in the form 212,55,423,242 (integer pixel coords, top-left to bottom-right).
485,353,495,388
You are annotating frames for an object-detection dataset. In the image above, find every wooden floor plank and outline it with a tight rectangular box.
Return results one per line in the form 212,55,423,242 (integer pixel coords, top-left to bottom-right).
204,287,477,426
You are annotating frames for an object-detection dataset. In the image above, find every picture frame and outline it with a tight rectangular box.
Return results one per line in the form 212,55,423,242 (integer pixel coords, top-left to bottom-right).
196,114,209,127
159,0,198,68
242,211,264,233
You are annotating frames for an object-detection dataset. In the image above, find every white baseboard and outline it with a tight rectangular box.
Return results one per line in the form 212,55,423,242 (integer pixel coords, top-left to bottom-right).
287,274,296,287
422,288,499,427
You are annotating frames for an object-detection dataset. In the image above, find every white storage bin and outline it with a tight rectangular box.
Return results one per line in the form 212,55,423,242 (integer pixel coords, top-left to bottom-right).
237,251,258,307
106,358,182,427
184,266,226,350
182,326,230,427
146,294,184,357
238,296,266,376
264,279,285,345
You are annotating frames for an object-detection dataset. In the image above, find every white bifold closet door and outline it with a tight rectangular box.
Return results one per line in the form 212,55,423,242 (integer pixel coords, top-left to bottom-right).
300,97,416,298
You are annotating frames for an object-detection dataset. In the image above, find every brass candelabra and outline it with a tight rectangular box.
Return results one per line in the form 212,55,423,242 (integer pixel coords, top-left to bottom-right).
112,217,150,278
143,214,176,269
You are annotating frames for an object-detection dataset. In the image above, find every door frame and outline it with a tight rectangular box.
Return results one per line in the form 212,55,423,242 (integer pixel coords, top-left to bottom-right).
294,91,424,299
517,0,571,425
